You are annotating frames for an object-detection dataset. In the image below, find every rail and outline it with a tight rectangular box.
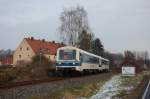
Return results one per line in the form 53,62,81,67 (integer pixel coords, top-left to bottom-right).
0,77,63,89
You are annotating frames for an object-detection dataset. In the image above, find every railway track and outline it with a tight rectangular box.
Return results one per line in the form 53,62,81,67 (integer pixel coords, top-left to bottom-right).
0,77,63,89
0,72,112,99
0,72,110,89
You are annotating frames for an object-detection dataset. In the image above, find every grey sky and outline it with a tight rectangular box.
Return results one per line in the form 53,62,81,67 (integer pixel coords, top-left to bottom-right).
0,0,150,55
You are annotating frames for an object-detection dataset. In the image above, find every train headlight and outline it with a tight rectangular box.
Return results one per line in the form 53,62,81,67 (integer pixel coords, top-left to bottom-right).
73,62,75,65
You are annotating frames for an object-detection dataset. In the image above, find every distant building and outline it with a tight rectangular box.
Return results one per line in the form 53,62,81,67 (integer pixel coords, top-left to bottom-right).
0,55,13,65
13,37,64,65
0,61,1,66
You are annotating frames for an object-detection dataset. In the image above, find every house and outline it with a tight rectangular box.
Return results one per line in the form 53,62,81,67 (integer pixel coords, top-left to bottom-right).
0,61,1,66
0,55,13,66
13,37,64,65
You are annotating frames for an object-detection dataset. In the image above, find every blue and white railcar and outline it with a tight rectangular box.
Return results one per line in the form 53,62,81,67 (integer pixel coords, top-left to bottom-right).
56,46,109,72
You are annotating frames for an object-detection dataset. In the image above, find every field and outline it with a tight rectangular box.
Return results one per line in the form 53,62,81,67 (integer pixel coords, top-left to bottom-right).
113,70,150,99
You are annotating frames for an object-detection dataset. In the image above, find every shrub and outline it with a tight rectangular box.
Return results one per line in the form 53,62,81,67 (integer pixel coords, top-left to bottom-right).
0,67,17,83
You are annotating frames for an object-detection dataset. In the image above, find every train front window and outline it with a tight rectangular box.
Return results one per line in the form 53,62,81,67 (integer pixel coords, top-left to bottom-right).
59,50,76,60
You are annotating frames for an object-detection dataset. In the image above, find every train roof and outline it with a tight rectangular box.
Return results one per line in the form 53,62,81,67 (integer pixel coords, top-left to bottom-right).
58,46,109,62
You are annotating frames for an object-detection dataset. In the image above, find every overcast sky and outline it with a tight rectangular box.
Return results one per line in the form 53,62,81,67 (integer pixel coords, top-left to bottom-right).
0,0,150,55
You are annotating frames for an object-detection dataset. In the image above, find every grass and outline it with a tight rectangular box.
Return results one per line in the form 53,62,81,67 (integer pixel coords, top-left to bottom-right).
0,67,17,84
112,90,128,99
121,70,150,87
113,70,150,99
29,74,112,99
46,80,106,99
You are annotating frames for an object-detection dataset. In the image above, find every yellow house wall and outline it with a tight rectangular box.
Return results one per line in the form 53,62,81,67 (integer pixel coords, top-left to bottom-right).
13,39,36,65
44,54,56,62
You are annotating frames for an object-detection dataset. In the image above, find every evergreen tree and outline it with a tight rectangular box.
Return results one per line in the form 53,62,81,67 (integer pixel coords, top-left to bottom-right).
91,38,104,56
78,30,93,51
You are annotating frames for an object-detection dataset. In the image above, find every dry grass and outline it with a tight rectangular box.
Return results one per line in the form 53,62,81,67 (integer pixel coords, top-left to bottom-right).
112,90,128,99
113,70,150,99
2,68,148,99
29,73,112,99
47,81,106,99
0,67,17,83
121,70,150,87
29,96,41,99
81,81,105,97
63,91,75,99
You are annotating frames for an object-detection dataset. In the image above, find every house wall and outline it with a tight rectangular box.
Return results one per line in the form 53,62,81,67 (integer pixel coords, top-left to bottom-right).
44,54,56,62
13,39,35,65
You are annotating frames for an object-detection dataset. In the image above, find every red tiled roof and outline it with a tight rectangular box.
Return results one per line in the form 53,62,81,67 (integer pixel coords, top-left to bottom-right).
25,38,64,55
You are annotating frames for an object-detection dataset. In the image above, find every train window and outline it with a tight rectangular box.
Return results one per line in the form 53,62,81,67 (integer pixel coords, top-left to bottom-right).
90,57,99,63
81,53,99,64
59,50,76,60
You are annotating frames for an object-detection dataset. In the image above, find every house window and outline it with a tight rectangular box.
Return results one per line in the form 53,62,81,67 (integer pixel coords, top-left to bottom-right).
19,55,21,58
28,55,30,57
20,47,22,51
49,56,50,60
27,47,29,51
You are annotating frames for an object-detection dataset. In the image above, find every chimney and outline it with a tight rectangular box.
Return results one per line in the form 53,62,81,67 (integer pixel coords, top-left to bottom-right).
52,41,55,43
61,42,64,46
42,39,45,42
31,37,34,40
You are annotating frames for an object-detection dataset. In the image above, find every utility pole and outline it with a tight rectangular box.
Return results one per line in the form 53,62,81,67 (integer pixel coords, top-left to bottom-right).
40,52,42,66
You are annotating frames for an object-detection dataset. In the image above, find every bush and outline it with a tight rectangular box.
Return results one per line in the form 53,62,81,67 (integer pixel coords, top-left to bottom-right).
0,55,54,82
29,55,53,79
15,60,31,67
0,67,17,83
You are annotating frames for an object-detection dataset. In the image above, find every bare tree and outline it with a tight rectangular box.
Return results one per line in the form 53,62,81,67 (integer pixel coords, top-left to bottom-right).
58,6,90,46
124,50,135,60
133,51,149,60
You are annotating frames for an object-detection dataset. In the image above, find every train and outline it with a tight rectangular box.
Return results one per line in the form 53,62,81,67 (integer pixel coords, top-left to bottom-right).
55,46,109,74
